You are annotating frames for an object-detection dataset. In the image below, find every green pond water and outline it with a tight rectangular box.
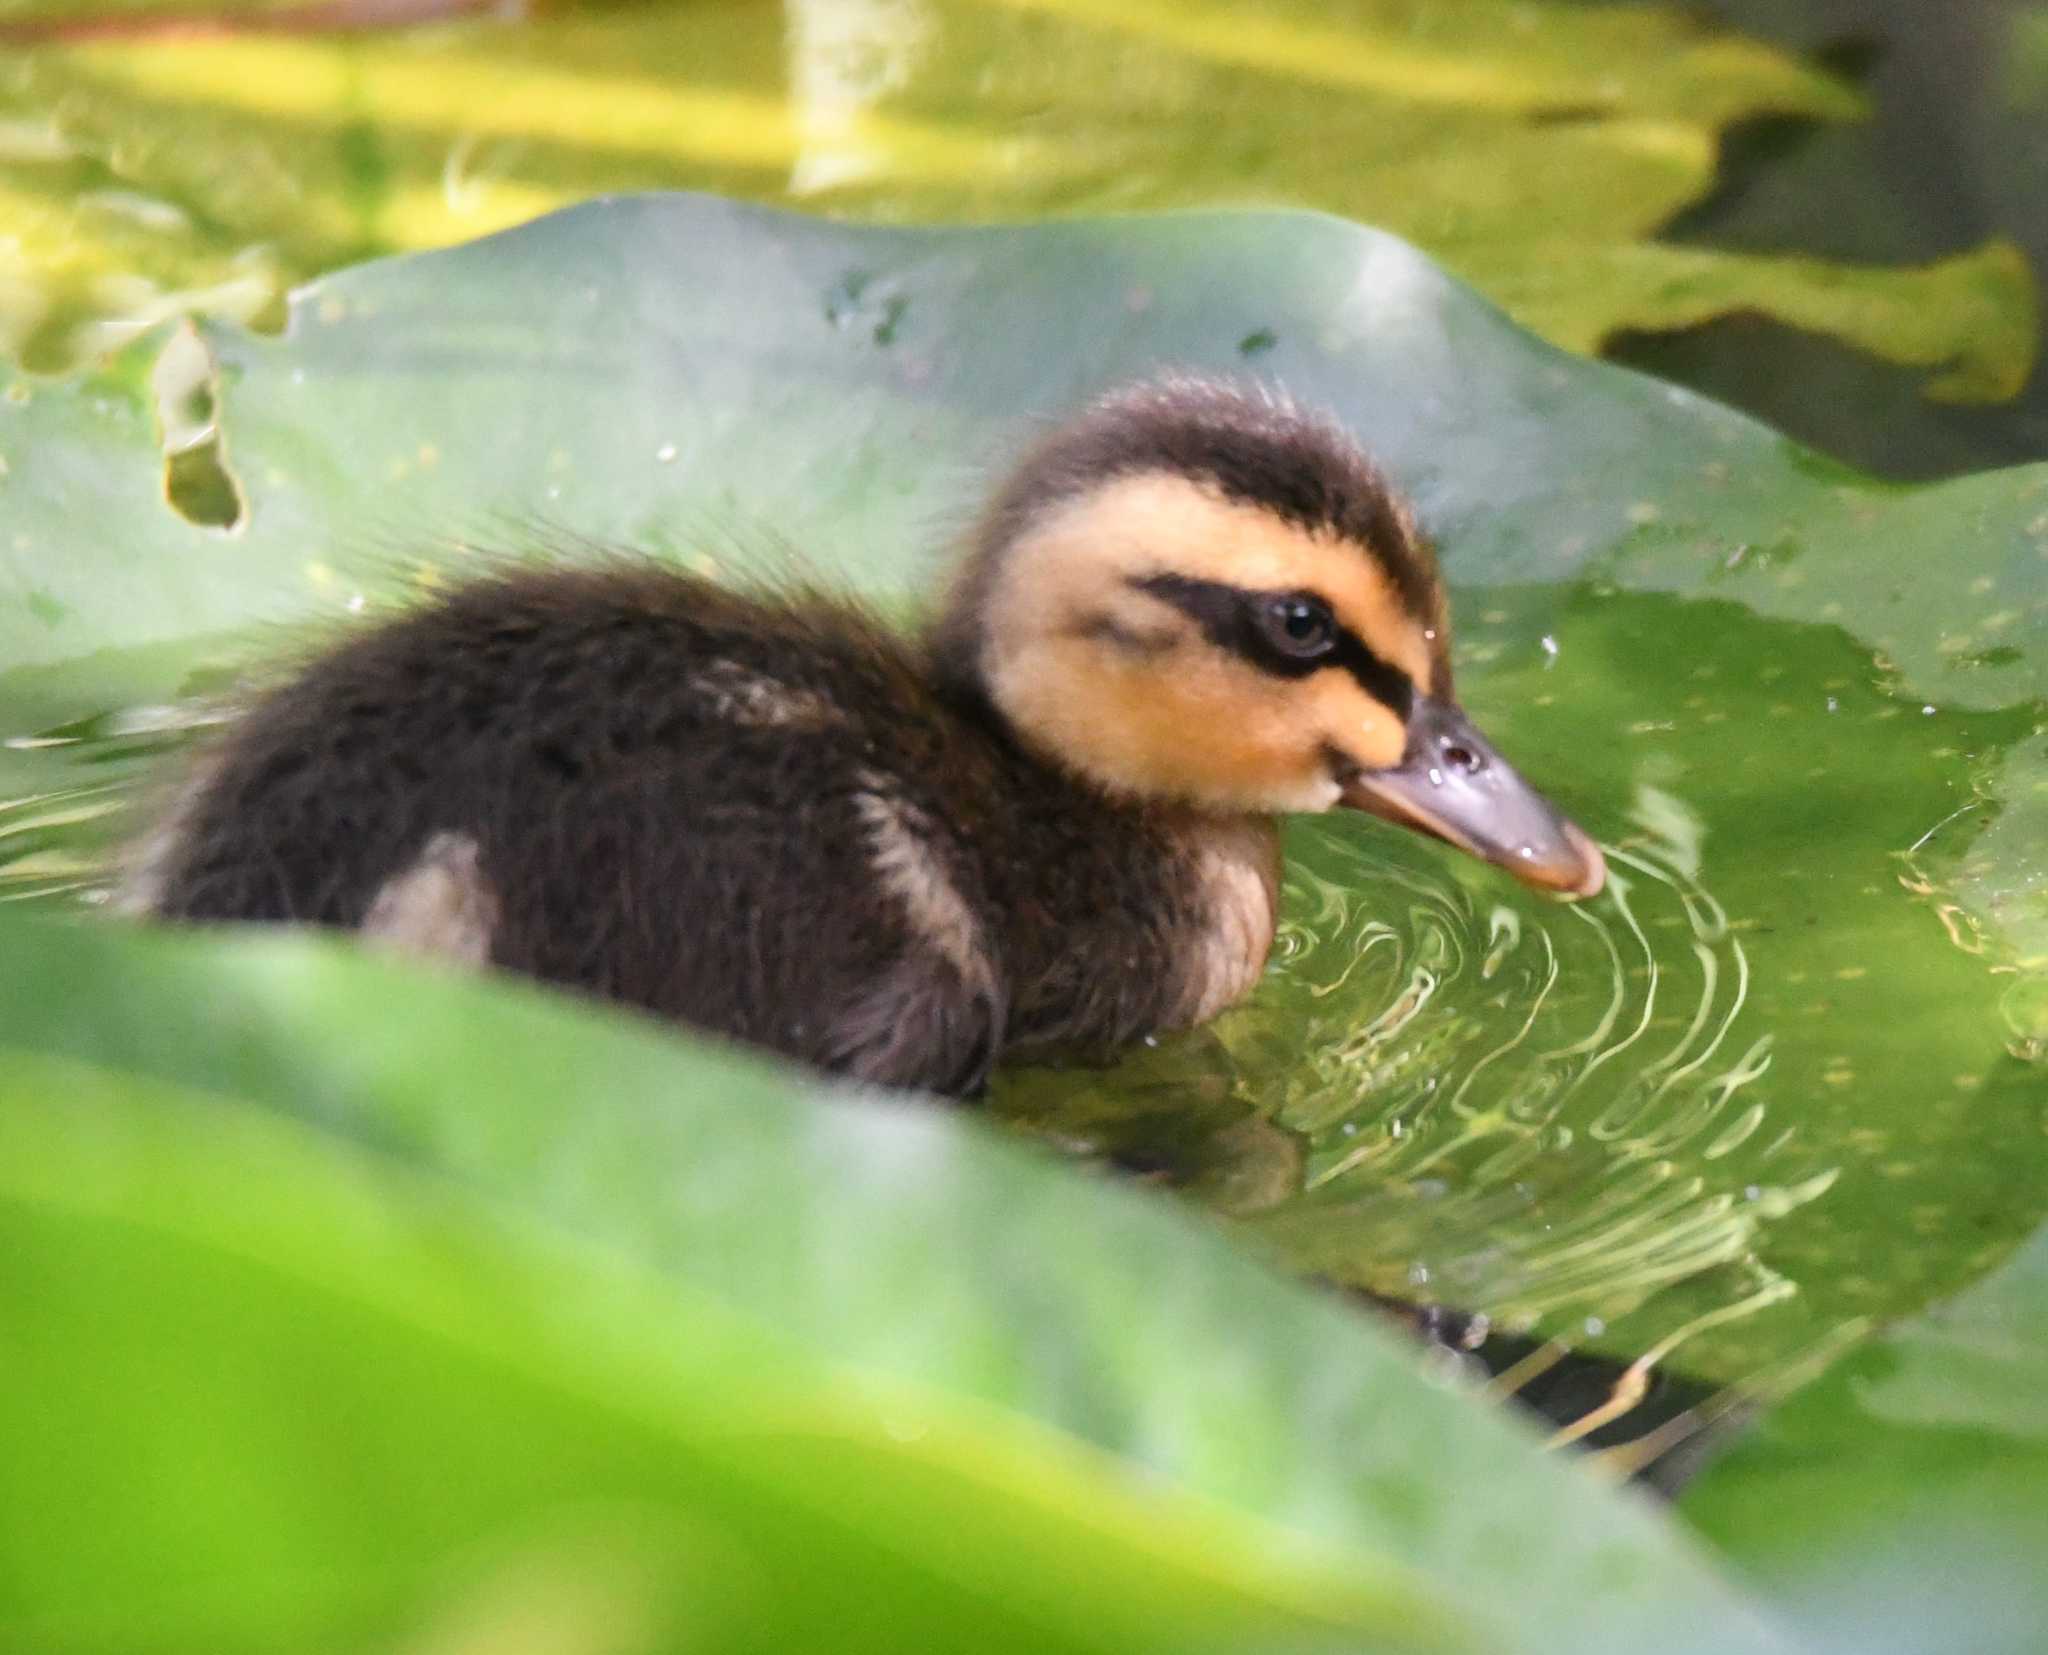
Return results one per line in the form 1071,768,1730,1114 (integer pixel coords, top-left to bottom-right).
997,582,2048,1383
10,575,2044,1390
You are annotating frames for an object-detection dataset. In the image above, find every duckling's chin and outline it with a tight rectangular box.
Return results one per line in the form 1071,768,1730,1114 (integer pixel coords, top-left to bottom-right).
1078,756,1344,817
1248,772,1346,815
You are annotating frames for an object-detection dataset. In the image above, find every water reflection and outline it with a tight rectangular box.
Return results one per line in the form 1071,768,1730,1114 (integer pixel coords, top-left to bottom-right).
993,793,1822,1393
996,585,2048,1388
1252,800,1826,1336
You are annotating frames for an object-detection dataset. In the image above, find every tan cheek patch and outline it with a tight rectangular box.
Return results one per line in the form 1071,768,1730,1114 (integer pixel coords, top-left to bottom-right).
1310,677,1407,770
1092,660,1406,800
998,635,1335,807
1103,655,1306,798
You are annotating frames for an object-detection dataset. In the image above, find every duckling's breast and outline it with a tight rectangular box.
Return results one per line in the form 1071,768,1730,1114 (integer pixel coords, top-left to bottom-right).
1167,813,1285,1026
947,745,1282,1057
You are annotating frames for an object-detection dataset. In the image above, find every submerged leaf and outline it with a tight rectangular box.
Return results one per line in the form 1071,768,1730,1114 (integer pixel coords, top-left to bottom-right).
0,0,2032,394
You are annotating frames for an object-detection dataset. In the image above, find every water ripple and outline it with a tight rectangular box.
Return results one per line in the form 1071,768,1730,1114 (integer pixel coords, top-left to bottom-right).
1236,787,1837,1369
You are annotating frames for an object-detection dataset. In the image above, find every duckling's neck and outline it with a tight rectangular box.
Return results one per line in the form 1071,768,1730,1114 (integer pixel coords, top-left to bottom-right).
926,661,1283,1054
1149,808,1286,1027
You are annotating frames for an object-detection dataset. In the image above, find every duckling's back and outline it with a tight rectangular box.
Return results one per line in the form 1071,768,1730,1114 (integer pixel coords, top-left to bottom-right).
137,564,1010,1093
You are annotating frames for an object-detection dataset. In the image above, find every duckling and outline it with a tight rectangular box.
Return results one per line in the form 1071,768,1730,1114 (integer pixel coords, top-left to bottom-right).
128,377,1603,1097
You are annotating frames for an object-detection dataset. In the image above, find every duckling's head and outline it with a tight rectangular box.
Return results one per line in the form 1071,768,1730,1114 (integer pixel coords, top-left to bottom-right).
935,377,1604,897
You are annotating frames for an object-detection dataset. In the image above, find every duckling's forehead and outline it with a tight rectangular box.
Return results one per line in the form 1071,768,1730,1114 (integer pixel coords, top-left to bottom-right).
1051,470,1442,691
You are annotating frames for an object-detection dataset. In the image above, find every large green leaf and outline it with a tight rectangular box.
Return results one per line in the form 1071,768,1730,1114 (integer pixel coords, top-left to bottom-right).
0,1046,1441,1655
0,911,1790,1654
1682,1223,2048,1655
3,194,2045,1388
0,0,2033,397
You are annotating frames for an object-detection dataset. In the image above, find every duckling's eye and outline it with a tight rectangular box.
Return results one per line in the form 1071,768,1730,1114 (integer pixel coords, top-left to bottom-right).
1257,595,1337,661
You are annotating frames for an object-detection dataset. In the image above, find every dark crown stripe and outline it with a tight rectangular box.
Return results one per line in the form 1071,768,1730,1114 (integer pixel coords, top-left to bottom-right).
997,380,1438,623
1136,575,1415,718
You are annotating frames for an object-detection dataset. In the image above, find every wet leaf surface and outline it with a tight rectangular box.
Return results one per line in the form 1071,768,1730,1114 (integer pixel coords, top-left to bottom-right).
0,912,1789,1654
1682,1222,2048,1655
3,195,2046,1396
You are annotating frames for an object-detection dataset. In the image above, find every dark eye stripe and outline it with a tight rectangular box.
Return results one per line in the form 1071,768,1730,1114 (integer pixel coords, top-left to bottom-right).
1133,574,1415,718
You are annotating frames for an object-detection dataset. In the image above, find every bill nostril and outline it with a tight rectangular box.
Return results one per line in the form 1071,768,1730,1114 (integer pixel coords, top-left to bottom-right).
1442,742,1480,771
